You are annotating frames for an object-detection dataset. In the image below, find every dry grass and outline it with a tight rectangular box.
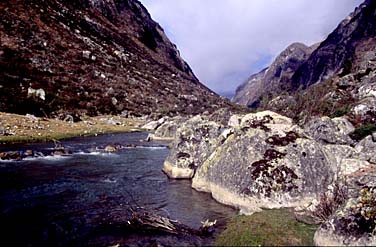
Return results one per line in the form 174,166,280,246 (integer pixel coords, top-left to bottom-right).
0,112,143,144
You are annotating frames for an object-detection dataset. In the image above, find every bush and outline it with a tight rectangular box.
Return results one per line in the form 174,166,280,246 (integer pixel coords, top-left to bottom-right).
331,106,351,118
313,183,348,222
349,124,376,141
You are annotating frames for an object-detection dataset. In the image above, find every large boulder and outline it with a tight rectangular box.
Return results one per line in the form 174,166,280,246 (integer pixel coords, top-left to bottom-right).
164,110,376,242
355,135,376,164
142,118,166,130
162,115,223,179
304,116,355,145
191,112,337,213
152,116,187,141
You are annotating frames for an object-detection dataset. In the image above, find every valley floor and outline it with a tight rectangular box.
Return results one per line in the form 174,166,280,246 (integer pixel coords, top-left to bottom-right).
0,112,143,145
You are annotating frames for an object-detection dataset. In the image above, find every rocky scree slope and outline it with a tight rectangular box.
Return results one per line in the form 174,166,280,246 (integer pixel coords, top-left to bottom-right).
234,0,376,126
0,0,231,118
156,110,376,246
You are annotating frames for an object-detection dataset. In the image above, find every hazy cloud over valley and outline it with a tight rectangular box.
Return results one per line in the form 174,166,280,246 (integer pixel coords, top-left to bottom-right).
141,0,363,95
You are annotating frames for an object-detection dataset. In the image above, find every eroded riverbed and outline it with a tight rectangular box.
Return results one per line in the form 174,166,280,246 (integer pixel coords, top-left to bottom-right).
0,132,236,246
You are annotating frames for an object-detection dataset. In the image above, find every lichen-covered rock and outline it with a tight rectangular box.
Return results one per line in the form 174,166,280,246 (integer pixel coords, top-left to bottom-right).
164,110,376,241
191,112,337,213
142,118,166,130
146,116,187,141
228,115,241,128
162,115,224,178
314,173,376,246
159,112,336,213
304,116,355,145
355,135,376,164
155,116,187,138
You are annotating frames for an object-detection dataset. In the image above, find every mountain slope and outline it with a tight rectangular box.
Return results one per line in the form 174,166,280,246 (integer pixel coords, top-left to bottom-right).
0,0,230,118
233,0,376,125
292,0,376,89
233,42,317,107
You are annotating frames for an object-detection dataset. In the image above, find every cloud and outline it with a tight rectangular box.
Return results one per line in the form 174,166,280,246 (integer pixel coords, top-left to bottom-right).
140,0,363,94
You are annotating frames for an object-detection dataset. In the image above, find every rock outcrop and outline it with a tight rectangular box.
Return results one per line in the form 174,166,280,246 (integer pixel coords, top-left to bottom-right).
304,116,355,145
233,42,317,107
0,0,231,117
164,110,376,245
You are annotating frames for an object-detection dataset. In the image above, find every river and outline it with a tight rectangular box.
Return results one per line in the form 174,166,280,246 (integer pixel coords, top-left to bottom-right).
0,132,236,246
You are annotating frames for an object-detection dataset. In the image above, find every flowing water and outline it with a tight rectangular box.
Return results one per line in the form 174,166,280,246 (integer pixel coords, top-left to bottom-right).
0,132,236,246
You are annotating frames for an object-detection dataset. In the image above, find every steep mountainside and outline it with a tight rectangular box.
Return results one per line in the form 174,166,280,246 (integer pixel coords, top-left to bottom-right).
292,0,376,89
234,0,376,116
233,43,317,107
0,0,231,118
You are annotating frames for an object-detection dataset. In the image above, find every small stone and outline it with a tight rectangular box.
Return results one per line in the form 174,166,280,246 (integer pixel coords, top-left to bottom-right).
82,50,91,59
104,145,117,152
24,150,33,156
0,152,6,159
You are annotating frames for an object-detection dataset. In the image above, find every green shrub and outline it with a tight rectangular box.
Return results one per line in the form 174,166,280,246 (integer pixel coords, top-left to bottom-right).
330,106,351,118
349,124,376,141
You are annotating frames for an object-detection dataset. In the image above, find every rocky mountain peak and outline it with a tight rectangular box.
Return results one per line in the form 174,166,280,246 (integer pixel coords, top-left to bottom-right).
234,0,376,126
233,42,317,107
291,0,376,88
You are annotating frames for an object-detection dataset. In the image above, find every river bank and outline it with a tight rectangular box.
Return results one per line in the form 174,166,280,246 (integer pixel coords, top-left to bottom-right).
0,112,144,145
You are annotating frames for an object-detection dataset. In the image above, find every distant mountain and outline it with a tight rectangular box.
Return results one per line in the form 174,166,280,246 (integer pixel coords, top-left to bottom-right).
292,0,376,89
233,0,376,124
233,42,318,107
0,0,231,118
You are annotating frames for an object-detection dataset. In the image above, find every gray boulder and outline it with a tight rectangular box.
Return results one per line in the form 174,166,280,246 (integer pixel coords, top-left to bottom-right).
191,111,337,213
142,117,165,130
304,116,355,145
162,115,223,179
154,116,187,139
164,110,376,242
355,135,376,164
146,116,187,141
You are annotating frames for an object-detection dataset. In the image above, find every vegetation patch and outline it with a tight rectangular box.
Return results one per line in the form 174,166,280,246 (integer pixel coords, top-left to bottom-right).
333,186,376,237
258,78,357,124
0,112,142,145
330,106,351,118
264,149,286,160
312,183,348,222
349,123,376,141
214,208,317,246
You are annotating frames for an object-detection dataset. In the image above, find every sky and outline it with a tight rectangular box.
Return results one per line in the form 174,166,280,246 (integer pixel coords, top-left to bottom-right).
140,0,363,95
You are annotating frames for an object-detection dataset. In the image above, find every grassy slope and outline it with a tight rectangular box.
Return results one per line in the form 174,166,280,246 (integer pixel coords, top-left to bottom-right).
215,208,317,246
0,112,143,144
